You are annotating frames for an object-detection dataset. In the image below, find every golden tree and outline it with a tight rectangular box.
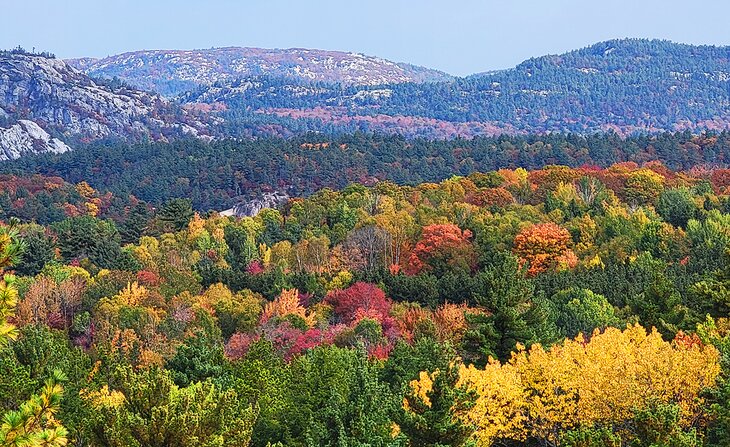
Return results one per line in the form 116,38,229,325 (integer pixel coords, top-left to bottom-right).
410,324,720,446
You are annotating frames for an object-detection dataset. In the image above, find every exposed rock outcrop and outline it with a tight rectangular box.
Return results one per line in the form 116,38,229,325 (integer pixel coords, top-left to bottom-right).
221,191,290,218
0,119,71,161
67,47,453,96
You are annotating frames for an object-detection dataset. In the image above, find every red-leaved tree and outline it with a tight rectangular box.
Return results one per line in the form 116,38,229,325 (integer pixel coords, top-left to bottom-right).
406,224,476,275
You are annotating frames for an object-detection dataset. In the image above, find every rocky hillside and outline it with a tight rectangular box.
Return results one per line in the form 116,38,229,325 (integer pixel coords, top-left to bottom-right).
0,119,71,161
0,50,212,158
67,47,453,96
6,39,730,152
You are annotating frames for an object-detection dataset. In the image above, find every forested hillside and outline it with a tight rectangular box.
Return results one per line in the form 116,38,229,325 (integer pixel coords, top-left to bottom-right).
4,34,730,447
2,162,730,445
182,39,730,136
53,39,730,139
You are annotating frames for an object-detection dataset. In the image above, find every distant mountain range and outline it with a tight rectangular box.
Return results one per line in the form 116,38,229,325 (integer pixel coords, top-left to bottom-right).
2,39,730,158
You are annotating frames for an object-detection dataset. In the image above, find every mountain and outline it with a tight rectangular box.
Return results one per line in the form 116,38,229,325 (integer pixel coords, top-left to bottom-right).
0,50,213,157
67,47,453,96
180,39,730,137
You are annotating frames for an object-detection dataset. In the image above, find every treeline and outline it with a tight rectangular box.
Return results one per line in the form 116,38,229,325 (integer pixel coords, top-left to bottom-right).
2,130,730,211
2,163,730,445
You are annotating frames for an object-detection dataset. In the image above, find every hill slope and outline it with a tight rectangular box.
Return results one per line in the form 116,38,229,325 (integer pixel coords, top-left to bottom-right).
182,39,730,137
0,50,212,158
8,39,730,146
67,47,453,96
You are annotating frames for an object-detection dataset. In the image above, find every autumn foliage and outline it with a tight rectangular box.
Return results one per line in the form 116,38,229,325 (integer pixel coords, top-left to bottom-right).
409,325,720,446
406,224,476,275
513,222,577,275
324,282,392,324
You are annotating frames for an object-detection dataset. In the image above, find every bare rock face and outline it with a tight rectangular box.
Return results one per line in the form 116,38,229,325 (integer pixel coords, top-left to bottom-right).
67,47,453,96
221,191,290,218
0,119,71,161
0,52,212,150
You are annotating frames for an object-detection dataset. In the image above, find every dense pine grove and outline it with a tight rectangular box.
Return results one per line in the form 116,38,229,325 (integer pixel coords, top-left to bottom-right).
1,130,729,212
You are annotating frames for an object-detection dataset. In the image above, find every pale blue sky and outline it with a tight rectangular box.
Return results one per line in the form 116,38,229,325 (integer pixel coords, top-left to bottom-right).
3,0,730,76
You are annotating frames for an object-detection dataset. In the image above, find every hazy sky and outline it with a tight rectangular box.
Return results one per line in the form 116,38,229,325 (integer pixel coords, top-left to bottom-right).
3,0,730,76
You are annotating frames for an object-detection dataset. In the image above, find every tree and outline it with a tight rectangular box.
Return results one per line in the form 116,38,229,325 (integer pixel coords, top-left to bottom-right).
0,370,68,447
15,225,55,277
166,327,225,387
260,288,315,328
513,222,577,276
83,366,256,447
51,216,128,269
624,169,665,206
0,224,25,346
282,346,396,446
449,324,720,446
464,253,559,363
657,187,697,228
628,254,689,339
631,401,700,447
324,282,391,325
551,288,620,338
399,363,477,447
156,198,194,232
119,202,153,244
0,227,69,447
407,224,476,276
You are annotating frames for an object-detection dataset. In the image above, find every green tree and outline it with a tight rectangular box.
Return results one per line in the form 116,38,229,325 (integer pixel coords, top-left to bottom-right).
631,401,700,447
465,253,559,362
283,346,396,447
84,366,256,447
0,370,68,447
561,426,621,447
551,287,620,338
657,187,697,228
51,216,128,269
15,225,55,277
119,202,153,243
628,254,690,338
156,198,194,232
398,363,476,447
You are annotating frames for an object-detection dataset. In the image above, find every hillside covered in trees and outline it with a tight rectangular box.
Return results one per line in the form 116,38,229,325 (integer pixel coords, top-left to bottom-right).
182,39,730,137
2,161,730,446
5,39,730,157
1,130,729,212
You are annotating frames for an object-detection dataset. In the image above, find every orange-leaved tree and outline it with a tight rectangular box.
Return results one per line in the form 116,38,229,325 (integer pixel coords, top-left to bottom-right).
513,222,577,275
406,224,476,275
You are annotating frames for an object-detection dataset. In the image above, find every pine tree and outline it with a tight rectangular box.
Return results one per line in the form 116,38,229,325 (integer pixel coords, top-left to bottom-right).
398,363,476,447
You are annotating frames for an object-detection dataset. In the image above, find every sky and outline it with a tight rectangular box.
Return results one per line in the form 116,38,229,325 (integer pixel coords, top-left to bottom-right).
3,0,730,76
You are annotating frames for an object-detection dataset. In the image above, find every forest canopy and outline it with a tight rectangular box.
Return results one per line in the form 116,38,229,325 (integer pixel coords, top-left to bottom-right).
2,160,730,446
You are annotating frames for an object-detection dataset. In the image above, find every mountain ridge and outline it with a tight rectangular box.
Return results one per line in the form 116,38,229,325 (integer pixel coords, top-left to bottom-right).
66,46,454,96
178,38,730,137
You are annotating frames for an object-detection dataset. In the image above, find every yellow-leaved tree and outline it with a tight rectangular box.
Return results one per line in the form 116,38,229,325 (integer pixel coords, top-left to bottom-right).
410,324,720,446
